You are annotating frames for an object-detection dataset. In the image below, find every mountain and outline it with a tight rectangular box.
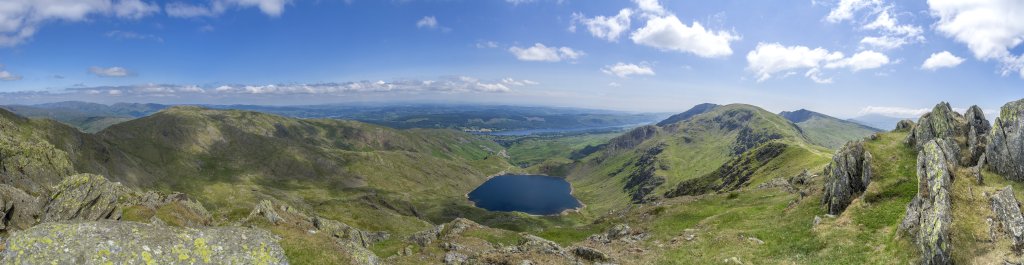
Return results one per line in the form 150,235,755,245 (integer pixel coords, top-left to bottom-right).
1,101,168,132
848,113,910,131
655,103,719,126
780,109,882,149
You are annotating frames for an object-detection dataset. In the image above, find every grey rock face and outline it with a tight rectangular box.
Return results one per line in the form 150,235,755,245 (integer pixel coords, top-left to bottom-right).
2,221,288,265
899,140,954,265
896,119,916,132
965,105,992,166
986,99,1024,181
572,246,610,262
990,186,1024,252
0,184,41,232
822,141,873,215
907,102,965,151
41,174,133,222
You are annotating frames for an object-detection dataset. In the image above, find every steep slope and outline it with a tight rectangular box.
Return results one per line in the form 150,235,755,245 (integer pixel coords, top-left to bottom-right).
1,101,167,132
565,104,831,215
656,103,719,126
780,109,881,149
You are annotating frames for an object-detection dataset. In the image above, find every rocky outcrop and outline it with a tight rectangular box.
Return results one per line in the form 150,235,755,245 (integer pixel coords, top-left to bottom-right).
571,246,609,262
244,200,385,264
899,140,954,265
907,102,965,151
0,111,75,195
667,142,788,197
990,186,1024,252
624,144,667,202
986,99,1024,181
2,221,288,265
0,184,41,232
964,105,991,166
41,174,134,222
896,119,915,132
587,224,648,244
821,141,873,215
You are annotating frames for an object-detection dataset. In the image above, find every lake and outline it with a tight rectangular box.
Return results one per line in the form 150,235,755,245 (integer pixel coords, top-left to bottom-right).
468,175,581,215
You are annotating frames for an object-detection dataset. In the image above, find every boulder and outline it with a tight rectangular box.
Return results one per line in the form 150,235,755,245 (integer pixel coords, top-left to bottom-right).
2,221,288,264
314,216,389,248
896,119,916,132
0,184,41,232
572,246,610,262
41,174,133,222
822,141,873,215
899,140,954,265
986,99,1024,181
964,105,991,166
990,186,1024,252
517,234,564,254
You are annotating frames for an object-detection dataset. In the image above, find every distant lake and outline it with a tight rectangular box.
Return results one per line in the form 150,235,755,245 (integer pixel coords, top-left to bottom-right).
476,122,654,136
468,175,581,215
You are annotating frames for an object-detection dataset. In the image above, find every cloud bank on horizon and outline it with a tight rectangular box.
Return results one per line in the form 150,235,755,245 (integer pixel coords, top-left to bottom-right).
0,0,1021,117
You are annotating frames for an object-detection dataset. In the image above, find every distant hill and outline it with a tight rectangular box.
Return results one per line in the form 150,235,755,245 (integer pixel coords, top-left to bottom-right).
655,103,719,126
780,109,881,149
848,114,910,131
1,101,167,132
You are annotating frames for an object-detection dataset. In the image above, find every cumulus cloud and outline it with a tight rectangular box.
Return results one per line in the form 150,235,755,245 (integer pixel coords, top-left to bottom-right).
632,0,665,15
858,106,931,117
164,0,291,18
13,77,534,101
571,9,633,42
824,0,924,50
416,16,438,29
89,66,131,77
921,51,965,70
508,43,584,62
824,50,891,71
0,70,21,81
0,0,160,46
746,43,889,83
602,63,655,78
630,14,739,58
928,0,1024,77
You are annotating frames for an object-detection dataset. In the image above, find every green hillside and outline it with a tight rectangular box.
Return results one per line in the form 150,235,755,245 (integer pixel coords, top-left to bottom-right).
780,109,881,149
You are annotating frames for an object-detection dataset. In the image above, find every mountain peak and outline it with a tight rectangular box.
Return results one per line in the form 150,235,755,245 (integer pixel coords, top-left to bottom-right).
656,103,720,126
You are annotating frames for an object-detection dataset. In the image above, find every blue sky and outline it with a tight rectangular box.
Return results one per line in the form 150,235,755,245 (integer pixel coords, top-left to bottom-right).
0,0,1022,118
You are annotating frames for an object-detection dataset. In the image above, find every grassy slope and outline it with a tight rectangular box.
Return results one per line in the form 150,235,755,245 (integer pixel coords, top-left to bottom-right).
794,115,881,149
504,132,620,167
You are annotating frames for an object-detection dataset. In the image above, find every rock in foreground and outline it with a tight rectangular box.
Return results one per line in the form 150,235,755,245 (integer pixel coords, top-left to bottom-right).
2,221,288,265
822,141,873,215
900,140,954,265
987,99,1024,181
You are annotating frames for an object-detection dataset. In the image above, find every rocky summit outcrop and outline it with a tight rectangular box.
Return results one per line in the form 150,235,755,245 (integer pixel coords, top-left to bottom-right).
907,102,965,151
0,110,75,196
821,141,873,215
0,184,42,232
245,200,386,264
2,220,288,265
986,99,1024,181
42,173,134,222
990,186,1024,252
896,119,915,132
900,140,954,265
964,105,991,167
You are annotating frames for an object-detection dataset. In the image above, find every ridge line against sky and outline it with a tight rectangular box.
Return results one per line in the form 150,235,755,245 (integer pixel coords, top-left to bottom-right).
0,0,1021,118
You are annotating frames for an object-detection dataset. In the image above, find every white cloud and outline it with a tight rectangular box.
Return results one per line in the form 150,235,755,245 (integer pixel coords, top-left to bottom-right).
608,82,622,87
928,0,1024,77
164,0,290,18
571,9,632,42
89,66,131,77
824,0,923,50
508,43,584,62
106,30,162,42
746,43,889,83
630,15,739,58
416,16,438,29
632,0,665,15
824,50,890,71
0,0,161,46
746,43,843,82
921,51,965,70
602,63,655,78
475,41,498,48
858,106,930,117
0,70,21,81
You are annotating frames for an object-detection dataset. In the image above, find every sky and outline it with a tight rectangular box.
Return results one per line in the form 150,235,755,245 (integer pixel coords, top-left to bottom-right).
0,0,1022,118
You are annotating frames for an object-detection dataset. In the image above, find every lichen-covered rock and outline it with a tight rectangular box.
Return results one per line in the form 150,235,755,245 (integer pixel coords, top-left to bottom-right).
42,174,133,222
964,105,991,166
907,102,966,150
410,223,445,247
986,99,1024,181
896,119,915,132
990,186,1024,252
0,111,75,195
2,221,287,265
899,140,953,265
571,246,609,262
517,234,564,254
313,216,389,248
822,141,873,215
0,184,41,232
